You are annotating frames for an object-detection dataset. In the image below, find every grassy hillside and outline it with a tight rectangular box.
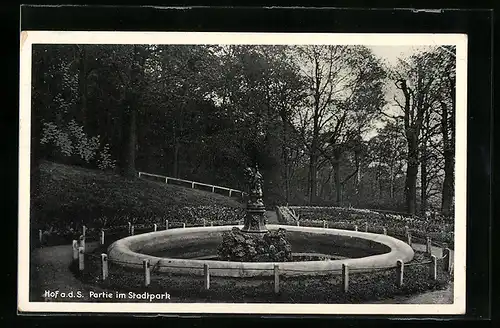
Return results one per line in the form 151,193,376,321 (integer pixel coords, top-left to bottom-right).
30,161,244,238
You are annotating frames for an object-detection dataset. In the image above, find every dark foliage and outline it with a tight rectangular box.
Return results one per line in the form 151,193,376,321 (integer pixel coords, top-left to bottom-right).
217,227,293,262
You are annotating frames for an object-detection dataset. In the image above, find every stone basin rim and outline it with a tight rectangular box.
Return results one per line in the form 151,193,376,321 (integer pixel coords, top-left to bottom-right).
107,224,415,277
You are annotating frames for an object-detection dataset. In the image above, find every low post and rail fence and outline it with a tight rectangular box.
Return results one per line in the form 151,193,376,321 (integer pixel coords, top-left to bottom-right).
137,171,246,199
69,215,453,298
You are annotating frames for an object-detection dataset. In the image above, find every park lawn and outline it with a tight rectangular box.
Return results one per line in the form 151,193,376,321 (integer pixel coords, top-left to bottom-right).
30,161,245,245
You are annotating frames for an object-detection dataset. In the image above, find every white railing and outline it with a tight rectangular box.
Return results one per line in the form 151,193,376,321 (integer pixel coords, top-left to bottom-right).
137,171,246,198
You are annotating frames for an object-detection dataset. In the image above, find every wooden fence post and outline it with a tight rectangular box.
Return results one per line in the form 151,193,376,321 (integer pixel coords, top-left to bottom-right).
229,190,232,197
407,231,412,245
396,259,404,287
143,259,150,287
274,264,280,294
100,230,105,245
442,243,448,258
101,254,108,281
72,240,78,260
165,177,168,184
204,264,210,290
191,182,195,188
430,255,437,280
443,248,453,273
165,220,169,230
131,225,135,236
342,264,349,292
153,224,157,232
79,235,85,253
78,247,85,271
426,237,432,255
212,186,215,193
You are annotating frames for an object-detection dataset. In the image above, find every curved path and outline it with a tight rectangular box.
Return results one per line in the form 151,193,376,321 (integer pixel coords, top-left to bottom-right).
30,233,453,304
368,243,454,304
30,242,106,302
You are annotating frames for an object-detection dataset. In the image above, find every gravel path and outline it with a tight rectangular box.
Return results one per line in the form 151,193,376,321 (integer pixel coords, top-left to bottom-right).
30,242,106,301
369,244,454,304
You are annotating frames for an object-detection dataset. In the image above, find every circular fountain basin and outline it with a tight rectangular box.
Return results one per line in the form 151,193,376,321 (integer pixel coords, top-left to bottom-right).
107,224,414,277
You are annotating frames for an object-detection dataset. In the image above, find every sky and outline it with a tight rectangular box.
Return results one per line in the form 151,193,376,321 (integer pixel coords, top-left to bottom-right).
360,46,432,141
368,45,431,67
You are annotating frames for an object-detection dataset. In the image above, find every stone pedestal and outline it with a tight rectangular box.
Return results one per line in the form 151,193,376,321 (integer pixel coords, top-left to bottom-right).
241,201,268,233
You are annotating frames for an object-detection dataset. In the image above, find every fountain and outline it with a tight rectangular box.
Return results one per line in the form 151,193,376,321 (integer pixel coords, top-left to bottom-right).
107,167,415,277
216,165,293,262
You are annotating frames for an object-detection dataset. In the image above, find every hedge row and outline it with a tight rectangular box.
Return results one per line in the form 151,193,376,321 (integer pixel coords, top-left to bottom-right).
34,205,246,247
276,206,454,248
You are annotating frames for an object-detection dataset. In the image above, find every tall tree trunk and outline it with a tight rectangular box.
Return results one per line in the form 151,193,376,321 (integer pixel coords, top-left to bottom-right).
284,156,290,204
173,125,180,178
420,149,428,215
333,163,341,205
441,151,454,216
333,152,341,205
308,117,319,203
308,54,321,205
173,87,186,178
77,46,87,126
281,117,290,204
397,78,422,216
389,164,395,199
173,142,180,178
405,135,419,215
308,150,318,204
354,150,361,197
120,45,142,178
121,107,137,178
440,100,455,216
405,163,418,215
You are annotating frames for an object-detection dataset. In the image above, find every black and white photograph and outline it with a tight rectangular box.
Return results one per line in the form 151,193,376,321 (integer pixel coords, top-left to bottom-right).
18,31,467,315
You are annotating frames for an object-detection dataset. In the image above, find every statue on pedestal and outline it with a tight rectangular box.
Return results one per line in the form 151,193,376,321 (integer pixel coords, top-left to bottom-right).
217,165,292,262
241,165,268,233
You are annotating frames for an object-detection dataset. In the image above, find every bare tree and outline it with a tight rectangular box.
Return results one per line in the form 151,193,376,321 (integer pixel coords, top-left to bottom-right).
291,45,386,204
436,46,456,216
391,50,441,215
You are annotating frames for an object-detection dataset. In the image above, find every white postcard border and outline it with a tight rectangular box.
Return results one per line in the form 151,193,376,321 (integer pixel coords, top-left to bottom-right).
18,31,467,315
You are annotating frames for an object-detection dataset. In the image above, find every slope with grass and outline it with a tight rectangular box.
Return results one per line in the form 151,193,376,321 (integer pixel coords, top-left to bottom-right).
30,161,245,245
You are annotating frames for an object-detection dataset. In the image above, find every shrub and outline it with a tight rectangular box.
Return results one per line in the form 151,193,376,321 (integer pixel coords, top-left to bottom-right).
40,119,116,170
217,227,293,262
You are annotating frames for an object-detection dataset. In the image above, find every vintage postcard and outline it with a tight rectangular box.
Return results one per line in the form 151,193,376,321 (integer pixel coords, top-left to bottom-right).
18,31,467,315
